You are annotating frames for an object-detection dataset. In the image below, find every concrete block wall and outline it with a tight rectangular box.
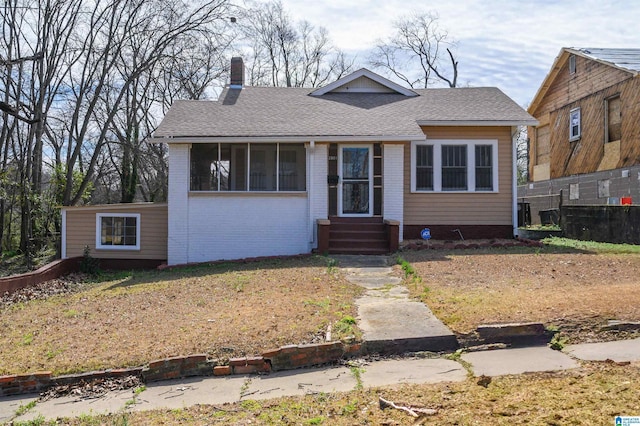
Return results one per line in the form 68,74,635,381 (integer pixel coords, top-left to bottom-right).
518,165,640,224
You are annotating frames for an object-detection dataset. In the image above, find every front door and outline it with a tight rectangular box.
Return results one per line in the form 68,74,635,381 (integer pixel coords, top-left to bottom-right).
339,145,372,216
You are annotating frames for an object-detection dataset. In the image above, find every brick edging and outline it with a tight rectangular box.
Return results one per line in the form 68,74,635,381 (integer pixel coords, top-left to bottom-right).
401,237,544,251
0,341,363,397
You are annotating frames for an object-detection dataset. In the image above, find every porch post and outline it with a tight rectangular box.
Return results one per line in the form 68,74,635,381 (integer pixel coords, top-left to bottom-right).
309,143,328,249
382,143,404,242
168,144,190,265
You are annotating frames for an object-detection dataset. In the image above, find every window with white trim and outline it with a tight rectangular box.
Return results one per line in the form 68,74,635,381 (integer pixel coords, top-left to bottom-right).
96,213,140,250
411,140,498,193
569,108,581,141
190,143,306,192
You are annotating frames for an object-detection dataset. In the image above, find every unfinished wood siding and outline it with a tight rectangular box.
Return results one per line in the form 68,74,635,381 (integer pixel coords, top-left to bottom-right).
529,51,640,180
64,204,167,259
533,54,632,118
404,126,513,225
546,77,640,178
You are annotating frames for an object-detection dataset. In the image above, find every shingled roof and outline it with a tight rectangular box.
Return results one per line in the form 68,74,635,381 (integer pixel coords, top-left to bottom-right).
153,71,536,142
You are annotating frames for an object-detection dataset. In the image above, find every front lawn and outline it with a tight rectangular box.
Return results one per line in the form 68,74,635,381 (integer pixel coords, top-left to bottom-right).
0,256,362,376
400,239,640,341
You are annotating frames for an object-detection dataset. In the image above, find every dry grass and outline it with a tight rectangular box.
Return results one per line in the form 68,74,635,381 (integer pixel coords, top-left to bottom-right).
59,361,640,425
0,256,362,376
400,247,640,336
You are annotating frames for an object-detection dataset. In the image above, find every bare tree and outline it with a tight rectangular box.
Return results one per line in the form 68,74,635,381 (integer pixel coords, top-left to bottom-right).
239,0,354,88
369,12,458,88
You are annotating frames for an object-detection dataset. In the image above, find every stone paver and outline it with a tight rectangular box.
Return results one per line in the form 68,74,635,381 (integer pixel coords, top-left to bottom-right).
565,337,640,363
462,346,579,377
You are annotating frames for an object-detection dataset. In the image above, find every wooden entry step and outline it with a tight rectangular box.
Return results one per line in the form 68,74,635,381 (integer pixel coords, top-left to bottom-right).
326,216,389,255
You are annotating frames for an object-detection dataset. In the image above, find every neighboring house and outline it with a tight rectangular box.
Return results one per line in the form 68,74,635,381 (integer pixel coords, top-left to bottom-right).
61,57,535,266
521,48,640,221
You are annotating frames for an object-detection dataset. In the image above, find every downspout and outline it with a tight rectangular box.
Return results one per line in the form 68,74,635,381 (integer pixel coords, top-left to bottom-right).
511,126,519,238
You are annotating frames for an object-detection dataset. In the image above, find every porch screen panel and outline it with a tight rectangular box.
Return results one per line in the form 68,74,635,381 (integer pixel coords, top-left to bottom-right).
221,143,246,191
250,144,277,191
441,145,467,191
278,144,306,191
190,143,218,191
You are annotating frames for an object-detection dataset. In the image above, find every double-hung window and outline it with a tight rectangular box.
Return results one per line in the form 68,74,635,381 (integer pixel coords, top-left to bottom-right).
96,213,140,250
411,140,498,193
190,143,306,192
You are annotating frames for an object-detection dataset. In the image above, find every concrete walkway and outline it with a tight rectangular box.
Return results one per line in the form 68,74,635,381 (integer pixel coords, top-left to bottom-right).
4,253,640,423
336,255,458,353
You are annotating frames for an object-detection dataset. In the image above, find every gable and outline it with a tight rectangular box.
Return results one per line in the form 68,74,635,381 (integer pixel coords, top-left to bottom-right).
529,48,639,116
330,75,397,93
309,68,418,97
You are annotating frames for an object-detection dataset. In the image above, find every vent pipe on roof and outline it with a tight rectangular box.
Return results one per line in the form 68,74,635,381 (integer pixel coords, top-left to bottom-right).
230,57,244,89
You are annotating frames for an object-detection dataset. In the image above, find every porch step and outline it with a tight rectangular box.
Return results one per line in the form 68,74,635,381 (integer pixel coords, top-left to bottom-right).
327,216,389,255
328,247,390,255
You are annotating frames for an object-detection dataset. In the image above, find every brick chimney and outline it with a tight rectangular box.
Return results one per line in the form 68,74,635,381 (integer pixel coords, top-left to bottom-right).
230,57,244,88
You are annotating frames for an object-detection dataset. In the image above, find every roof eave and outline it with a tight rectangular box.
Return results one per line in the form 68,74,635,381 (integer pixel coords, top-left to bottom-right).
416,120,539,127
149,134,427,144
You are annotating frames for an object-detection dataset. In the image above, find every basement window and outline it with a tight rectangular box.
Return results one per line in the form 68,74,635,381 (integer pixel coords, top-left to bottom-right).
96,213,140,250
569,108,581,141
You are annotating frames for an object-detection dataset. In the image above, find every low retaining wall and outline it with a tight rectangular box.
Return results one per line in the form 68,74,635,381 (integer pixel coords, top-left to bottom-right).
562,205,640,244
0,257,81,296
0,341,363,396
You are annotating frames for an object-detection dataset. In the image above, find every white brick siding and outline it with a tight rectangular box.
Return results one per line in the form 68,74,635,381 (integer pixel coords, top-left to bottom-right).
309,143,328,246
168,144,190,265
186,195,309,263
383,143,404,241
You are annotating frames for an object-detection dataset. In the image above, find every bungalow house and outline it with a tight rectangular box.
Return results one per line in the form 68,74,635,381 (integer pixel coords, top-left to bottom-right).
61,58,536,266
520,48,640,222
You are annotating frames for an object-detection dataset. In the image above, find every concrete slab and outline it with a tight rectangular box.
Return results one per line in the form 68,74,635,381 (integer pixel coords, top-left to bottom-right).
462,346,579,377
132,375,246,411
12,375,248,422
565,337,640,363
333,255,389,268
344,275,402,288
0,393,38,423
15,389,132,422
243,366,356,400
361,358,467,388
358,297,454,341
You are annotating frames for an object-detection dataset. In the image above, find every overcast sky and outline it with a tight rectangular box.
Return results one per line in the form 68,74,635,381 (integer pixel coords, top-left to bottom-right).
279,0,640,107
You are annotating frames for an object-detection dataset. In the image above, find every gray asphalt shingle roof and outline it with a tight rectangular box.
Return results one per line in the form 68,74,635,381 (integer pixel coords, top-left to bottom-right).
154,85,535,140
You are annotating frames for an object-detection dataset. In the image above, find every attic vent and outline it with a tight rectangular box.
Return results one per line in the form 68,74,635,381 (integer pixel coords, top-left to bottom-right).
569,55,576,75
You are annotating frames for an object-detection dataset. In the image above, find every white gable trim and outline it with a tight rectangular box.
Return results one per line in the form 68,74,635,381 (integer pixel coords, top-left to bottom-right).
310,68,418,97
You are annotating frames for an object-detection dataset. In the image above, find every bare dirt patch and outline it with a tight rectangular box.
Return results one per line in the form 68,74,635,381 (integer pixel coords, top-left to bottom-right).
0,256,362,376
400,247,640,343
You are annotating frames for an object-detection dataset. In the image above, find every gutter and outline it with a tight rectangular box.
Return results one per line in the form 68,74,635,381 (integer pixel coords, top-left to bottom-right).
148,135,426,144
